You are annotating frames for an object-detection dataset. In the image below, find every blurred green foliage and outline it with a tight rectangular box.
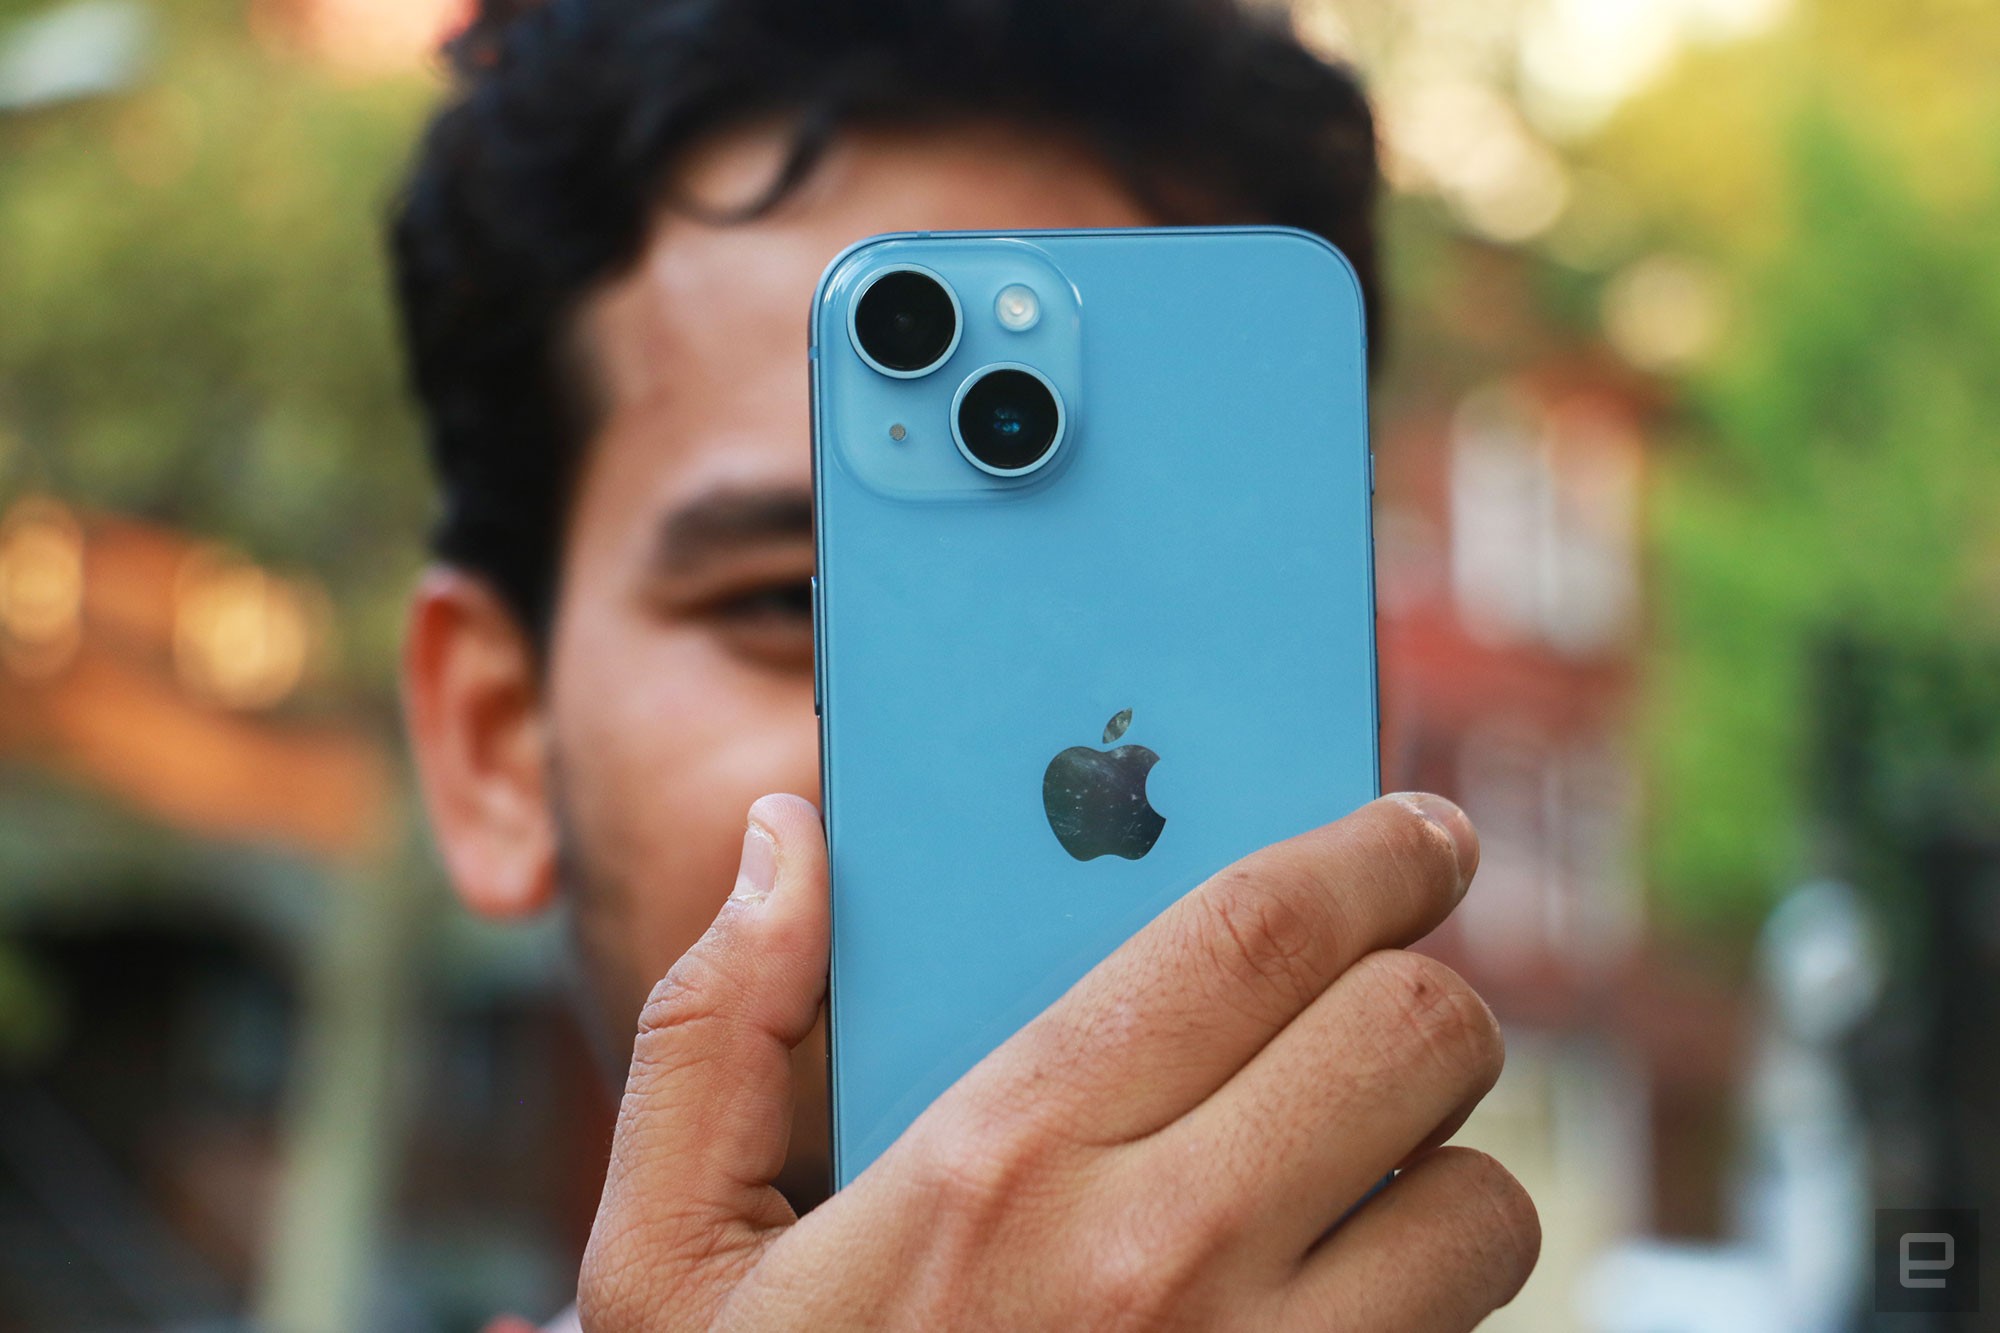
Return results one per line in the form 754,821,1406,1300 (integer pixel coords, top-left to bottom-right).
0,2,434,691
1614,0,2000,924
5,0,1996,933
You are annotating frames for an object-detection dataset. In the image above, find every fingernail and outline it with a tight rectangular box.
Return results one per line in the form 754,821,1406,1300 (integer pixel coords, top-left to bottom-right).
1389,792,1479,898
731,817,778,905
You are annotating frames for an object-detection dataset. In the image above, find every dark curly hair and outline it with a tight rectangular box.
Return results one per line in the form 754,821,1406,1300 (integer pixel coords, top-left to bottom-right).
391,0,1379,639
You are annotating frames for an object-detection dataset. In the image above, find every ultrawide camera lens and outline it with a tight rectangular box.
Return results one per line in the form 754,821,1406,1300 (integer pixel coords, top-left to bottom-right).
954,366,1065,476
851,269,960,376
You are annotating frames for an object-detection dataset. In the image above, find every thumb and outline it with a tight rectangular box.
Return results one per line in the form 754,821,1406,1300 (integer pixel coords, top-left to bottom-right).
580,794,829,1330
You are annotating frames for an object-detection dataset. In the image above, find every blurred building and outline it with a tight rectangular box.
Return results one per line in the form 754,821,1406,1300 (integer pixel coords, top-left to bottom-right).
0,1,1780,1329
0,0,616,1326
1371,240,1745,1330
0,306,1748,1333
0,499,611,1331
0,384,1730,1333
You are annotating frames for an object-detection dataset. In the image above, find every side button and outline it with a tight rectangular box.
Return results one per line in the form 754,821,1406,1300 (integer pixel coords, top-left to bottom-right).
811,575,823,717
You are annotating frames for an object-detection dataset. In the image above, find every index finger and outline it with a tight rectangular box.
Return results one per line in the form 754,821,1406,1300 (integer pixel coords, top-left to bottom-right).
970,793,1476,1144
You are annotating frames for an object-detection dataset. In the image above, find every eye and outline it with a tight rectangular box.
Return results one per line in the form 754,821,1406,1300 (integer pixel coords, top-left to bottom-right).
701,576,814,670
713,579,812,624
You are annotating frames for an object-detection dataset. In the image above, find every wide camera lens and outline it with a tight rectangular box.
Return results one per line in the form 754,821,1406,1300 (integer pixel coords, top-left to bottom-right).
852,269,960,375
954,367,1065,476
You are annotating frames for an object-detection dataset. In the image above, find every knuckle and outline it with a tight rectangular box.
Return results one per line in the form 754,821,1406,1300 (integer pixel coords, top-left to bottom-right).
636,950,728,1042
1076,1165,1238,1328
1081,1239,1182,1330
929,1137,1026,1211
910,1107,1060,1238
1079,1214,1225,1332
1353,951,1500,1078
625,951,736,1085
1197,868,1329,1010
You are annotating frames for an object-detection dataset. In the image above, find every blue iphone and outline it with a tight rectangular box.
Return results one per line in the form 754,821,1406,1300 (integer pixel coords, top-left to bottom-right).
810,227,1377,1187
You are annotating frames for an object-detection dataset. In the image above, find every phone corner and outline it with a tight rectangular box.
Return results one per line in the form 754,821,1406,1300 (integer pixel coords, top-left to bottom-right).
1240,227,1364,326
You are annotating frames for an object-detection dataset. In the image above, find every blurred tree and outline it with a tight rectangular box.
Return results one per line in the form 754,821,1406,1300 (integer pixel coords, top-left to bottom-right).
0,0,435,692
7,0,1994,931
1594,0,2000,924
0,34,442,1314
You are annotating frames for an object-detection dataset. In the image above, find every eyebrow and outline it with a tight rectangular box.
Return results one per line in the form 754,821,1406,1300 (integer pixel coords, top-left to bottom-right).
652,485,815,574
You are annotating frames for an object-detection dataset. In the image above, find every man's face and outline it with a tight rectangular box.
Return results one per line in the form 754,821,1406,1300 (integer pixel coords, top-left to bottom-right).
408,122,1152,1187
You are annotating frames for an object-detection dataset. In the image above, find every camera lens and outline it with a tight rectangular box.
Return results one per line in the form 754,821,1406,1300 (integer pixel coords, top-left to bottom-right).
953,366,1065,476
851,268,960,376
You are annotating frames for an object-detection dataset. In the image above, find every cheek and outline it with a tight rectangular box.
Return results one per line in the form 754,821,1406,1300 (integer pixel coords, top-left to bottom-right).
548,603,820,1001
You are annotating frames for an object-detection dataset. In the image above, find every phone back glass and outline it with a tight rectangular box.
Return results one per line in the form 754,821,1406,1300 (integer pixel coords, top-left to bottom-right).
811,228,1377,1186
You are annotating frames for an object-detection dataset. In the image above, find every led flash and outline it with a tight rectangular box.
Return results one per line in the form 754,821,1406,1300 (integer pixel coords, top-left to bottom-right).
995,284,1041,332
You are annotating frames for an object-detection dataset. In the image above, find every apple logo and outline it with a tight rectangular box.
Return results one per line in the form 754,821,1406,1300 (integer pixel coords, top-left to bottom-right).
1042,708,1167,862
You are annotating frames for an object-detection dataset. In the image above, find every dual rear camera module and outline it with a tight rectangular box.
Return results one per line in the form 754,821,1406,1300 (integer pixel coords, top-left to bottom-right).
849,267,1064,477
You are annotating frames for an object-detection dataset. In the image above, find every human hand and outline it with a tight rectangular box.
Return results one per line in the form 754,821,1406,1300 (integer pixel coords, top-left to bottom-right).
579,792,1537,1330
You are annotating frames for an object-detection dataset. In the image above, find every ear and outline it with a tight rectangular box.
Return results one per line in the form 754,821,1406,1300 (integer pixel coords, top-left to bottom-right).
402,566,558,919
